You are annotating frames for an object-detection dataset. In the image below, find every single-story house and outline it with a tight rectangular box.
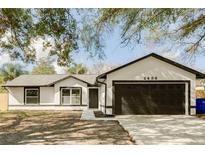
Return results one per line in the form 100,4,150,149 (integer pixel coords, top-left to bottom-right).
4,53,205,115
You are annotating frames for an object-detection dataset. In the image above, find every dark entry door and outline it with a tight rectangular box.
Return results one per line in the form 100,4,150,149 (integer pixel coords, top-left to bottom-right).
115,83,185,115
89,89,98,108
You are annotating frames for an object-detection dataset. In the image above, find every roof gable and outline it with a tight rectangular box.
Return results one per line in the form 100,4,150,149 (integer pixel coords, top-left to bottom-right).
4,74,97,87
51,74,97,86
98,53,205,79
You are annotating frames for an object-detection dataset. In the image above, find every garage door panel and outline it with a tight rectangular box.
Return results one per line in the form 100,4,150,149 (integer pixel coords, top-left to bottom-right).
115,84,185,115
121,96,160,114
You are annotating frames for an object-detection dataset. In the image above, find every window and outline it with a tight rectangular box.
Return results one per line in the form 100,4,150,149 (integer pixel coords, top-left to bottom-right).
62,89,71,104
61,88,81,105
25,88,39,105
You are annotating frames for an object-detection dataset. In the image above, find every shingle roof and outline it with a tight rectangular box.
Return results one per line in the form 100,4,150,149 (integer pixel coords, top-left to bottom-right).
4,74,97,87
72,74,97,85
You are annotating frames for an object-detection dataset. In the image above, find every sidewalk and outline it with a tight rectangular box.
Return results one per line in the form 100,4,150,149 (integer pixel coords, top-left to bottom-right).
80,109,96,120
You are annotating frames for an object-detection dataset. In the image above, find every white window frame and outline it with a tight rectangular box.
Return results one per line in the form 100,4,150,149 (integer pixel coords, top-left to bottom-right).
61,87,81,106
25,88,39,105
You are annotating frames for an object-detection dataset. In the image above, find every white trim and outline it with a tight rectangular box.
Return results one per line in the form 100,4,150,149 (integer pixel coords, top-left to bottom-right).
61,87,81,105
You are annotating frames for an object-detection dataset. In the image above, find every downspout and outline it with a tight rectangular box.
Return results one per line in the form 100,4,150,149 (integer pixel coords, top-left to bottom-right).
96,77,107,115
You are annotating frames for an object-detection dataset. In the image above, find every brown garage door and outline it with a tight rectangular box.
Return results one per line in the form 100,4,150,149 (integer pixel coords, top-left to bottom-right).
115,83,185,115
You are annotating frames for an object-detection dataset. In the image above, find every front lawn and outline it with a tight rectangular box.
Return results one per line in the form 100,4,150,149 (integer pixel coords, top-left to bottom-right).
0,111,134,145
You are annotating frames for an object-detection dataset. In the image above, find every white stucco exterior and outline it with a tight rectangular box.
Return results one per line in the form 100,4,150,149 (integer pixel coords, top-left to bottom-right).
99,84,106,112
8,87,24,105
54,77,88,106
6,54,203,115
40,87,55,105
104,56,196,115
7,77,91,110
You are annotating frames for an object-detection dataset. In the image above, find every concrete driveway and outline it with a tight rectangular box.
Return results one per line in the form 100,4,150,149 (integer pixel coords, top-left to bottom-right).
116,115,205,145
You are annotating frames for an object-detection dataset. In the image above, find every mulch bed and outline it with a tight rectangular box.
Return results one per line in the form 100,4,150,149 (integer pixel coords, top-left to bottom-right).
94,111,114,118
198,115,205,120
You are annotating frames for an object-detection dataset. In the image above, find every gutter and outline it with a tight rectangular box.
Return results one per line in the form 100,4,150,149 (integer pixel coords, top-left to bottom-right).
96,76,107,115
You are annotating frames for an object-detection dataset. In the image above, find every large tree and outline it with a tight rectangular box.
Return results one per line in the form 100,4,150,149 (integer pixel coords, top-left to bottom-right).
0,63,28,82
0,8,78,66
0,63,28,93
1,8,205,66
84,9,205,56
31,58,56,75
67,63,88,74
89,63,118,75
0,76,6,92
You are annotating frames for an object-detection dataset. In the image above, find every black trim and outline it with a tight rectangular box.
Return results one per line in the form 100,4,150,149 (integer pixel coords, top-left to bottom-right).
24,87,40,105
112,84,115,115
112,80,191,115
87,85,100,87
100,105,112,108
188,82,191,115
98,53,205,79
60,87,83,106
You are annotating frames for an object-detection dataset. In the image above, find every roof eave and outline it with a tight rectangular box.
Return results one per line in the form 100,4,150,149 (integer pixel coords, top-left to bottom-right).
49,75,95,86
196,74,205,79
97,74,106,79
97,53,205,79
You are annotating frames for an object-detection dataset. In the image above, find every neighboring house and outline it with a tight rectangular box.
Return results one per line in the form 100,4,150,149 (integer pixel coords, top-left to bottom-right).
196,79,205,91
196,79,205,98
4,53,205,115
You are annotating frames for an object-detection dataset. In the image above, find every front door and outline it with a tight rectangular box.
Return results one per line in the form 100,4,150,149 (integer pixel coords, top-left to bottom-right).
89,89,98,108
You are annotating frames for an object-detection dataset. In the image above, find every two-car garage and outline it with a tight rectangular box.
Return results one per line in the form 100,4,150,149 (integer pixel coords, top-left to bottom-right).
114,82,186,115
97,53,205,115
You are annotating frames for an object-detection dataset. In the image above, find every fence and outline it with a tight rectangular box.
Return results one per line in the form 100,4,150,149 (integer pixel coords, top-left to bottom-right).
0,93,8,111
